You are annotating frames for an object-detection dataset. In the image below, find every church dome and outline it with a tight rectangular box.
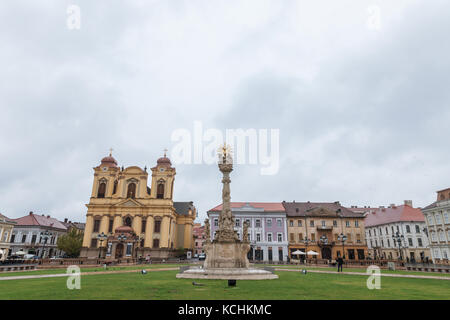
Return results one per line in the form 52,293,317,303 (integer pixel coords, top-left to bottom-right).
101,155,118,167
157,156,172,166
115,226,133,234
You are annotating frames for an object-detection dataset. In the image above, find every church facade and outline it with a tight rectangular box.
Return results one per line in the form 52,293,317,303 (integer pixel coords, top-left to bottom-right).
80,152,197,259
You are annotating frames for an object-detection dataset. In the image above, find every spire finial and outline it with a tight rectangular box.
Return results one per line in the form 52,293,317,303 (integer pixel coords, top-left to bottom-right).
109,147,113,156
163,148,168,157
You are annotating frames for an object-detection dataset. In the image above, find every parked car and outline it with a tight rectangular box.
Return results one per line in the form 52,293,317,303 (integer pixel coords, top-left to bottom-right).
198,253,206,260
23,254,36,260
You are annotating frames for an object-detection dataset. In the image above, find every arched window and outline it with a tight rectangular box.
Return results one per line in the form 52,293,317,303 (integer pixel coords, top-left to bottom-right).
113,180,118,194
157,183,164,199
127,183,136,198
125,217,132,227
97,182,106,198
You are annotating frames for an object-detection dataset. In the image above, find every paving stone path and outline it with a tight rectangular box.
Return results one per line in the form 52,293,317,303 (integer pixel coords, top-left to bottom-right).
274,268,450,280
1,267,449,281
0,267,179,281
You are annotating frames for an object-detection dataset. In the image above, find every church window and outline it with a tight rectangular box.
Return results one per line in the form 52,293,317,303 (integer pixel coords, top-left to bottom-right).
113,180,118,194
157,182,165,199
124,217,132,227
108,219,113,233
154,220,161,233
142,220,146,233
93,219,100,232
90,239,97,247
126,243,132,256
127,183,136,199
97,182,106,198
153,239,160,248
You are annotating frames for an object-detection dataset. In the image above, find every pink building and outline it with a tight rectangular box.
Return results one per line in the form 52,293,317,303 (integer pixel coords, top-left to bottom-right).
193,223,206,255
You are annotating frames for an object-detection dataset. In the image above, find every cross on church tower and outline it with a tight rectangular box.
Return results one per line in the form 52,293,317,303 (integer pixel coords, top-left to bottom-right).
109,147,113,156
163,148,168,157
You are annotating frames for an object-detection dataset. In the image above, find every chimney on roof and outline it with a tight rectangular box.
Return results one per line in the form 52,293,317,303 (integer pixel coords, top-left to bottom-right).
29,211,33,215
404,200,413,207
293,200,295,203
379,206,384,209
47,215,50,218
69,220,72,223
64,218,68,223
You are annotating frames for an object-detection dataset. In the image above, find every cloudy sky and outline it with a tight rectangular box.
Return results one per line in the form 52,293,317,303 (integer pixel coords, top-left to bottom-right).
1,0,449,224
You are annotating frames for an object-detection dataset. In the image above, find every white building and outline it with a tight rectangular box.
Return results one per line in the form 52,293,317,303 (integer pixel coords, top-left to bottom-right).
422,188,450,263
9,212,68,258
362,201,430,262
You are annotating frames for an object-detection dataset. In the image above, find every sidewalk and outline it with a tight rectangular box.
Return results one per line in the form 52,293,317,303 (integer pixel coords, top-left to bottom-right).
0,267,179,281
274,268,450,280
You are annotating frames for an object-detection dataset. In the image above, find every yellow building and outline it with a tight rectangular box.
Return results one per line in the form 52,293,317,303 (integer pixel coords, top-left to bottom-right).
80,152,197,259
283,202,368,261
0,213,16,260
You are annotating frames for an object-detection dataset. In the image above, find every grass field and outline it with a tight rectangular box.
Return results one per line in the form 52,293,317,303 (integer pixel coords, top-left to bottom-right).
1,269,449,300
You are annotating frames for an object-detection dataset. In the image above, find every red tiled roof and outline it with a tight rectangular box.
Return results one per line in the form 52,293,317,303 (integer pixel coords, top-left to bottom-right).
209,202,285,212
12,213,67,230
364,205,425,227
283,202,364,218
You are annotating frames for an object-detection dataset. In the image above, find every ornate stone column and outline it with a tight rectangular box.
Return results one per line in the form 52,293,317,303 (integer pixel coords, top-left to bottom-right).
144,216,154,248
132,215,142,236
160,216,170,248
112,214,122,232
82,214,94,247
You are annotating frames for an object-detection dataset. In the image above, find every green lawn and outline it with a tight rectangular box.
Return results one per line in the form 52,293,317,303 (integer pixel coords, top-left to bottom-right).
1,270,449,300
0,264,187,277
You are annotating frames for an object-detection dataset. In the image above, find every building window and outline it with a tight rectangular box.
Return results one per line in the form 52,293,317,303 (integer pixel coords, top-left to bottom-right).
290,233,294,241
127,183,136,199
235,219,240,227
108,219,113,233
289,220,293,227
245,219,251,226
153,239,160,248
267,219,272,227
387,239,390,247
385,227,388,235
97,182,106,198
256,233,261,242
126,243,132,256
436,214,442,224
21,234,27,243
31,234,37,244
124,217,132,227
142,220,146,233
345,221,350,227
214,218,218,227
299,233,303,241
333,220,337,227
267,233,272,242
356,234,361,243
255,219,261,228
277,219,282,227
277,233,282,242
10,234,15,243
91,239,98,247
408,238,413,246
154,220,161,233
321,221,326,227
439,231,445,242
298,220,302,227
369,230,371,236
406,225,411,233
311,233,315,241
443,212,449,224
113,180,118,194
157,183,164,199
431,232,437,242
417,238,423,247
355,220,359,227
93,219,100,232
310,220,314,227
374,229,376,236
427,215,433,225
415,225,420,233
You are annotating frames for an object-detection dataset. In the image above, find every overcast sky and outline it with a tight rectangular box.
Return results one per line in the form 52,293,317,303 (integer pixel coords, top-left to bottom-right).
1,0,449,224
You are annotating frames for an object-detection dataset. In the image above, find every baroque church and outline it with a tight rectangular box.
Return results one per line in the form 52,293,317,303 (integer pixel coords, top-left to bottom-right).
80,151,197,259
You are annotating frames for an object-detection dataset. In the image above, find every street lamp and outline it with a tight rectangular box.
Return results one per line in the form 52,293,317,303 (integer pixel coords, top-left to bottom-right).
97,232,108,258
392,231,405,261
338,233,347,259
40,230,52,259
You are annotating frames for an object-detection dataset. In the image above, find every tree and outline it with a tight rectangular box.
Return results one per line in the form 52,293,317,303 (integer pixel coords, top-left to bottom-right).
57,229,84,258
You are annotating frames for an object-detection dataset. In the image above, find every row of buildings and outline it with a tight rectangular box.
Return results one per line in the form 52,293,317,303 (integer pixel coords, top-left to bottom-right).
201,188,450,264
0,212,84,261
